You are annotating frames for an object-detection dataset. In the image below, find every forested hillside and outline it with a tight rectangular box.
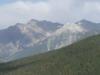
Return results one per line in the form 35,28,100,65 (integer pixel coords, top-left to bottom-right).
0,34,100,75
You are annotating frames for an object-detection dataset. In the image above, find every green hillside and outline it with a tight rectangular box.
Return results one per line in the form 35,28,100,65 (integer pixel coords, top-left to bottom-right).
0,35,100,75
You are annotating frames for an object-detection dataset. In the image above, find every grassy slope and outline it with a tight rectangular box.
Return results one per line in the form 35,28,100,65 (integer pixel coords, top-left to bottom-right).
0,35,100,75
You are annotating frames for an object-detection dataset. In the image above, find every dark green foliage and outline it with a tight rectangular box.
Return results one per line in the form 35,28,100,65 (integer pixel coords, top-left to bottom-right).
0,35,100,75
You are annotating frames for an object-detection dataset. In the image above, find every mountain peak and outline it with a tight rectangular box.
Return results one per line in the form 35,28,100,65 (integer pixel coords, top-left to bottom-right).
76,19,93,25
29,19,39,22
80,19,91,23
27,19,39,25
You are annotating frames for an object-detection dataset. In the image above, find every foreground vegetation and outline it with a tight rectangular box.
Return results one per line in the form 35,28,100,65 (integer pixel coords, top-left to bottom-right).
0,35,100,75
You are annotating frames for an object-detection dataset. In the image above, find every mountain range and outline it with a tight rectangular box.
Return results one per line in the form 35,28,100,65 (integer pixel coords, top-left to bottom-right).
0,19,100,62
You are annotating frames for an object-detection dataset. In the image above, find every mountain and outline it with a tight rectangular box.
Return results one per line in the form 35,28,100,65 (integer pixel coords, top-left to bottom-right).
31,20,100,52
0,34,100,75
0,19,63,61
0,19,100,62
76,19,100,33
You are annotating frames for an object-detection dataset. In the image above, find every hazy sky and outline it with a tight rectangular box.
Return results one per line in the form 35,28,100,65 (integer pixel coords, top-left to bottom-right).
0,0,100,28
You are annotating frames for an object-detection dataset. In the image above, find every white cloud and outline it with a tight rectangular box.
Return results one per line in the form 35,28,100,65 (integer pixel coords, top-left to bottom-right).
48,0,100,23
84,2,100,13
0,1,50,28
0,0,100,29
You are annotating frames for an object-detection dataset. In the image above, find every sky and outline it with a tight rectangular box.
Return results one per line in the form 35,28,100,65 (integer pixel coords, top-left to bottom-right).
0,0,100,29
